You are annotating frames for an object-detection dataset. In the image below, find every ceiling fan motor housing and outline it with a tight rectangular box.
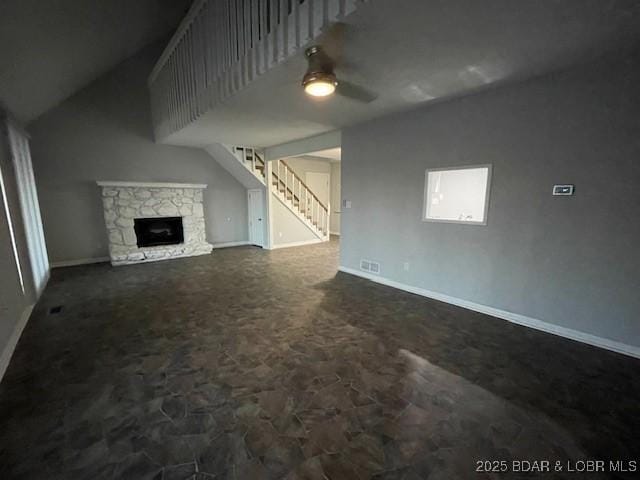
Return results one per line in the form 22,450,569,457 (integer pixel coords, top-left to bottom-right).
302,46,338,89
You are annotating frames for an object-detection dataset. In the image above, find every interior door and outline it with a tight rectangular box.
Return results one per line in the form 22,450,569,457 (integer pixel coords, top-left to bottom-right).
305,172,330,206
247,189,264,247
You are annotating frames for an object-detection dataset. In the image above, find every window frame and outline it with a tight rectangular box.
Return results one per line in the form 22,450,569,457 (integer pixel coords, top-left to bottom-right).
422,164,493,226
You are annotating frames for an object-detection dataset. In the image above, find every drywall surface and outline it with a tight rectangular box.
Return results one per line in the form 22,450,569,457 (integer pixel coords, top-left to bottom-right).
285,156,340,234
330,162,341,234
29,43,248,263
285,156,331,176
285,156,331,204
0,127,35,372
340,51,640,348
265,130,341,161
272,194,317,246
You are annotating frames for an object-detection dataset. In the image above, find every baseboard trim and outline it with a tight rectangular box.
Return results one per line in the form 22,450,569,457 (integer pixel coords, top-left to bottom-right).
338,266,640,360
329,231,341,236
212,241,252,249
0,304,34,382
51,256,110,268
271,238,324,250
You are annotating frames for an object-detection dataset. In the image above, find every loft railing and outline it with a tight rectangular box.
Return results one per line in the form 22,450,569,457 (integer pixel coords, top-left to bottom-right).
148,0,366,141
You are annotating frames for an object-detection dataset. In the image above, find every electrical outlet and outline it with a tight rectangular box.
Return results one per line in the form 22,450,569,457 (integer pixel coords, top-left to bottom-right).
403,262,410,271
343,200,352,209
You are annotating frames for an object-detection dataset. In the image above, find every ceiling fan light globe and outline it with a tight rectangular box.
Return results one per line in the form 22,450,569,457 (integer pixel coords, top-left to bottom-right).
305,81,336,97
303,72,337,97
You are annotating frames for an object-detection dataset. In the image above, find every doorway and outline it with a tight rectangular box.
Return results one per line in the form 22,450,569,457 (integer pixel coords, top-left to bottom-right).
247,189,265,247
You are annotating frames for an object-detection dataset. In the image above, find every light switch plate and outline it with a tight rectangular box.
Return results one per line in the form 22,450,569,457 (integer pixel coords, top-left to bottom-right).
553,185,574,196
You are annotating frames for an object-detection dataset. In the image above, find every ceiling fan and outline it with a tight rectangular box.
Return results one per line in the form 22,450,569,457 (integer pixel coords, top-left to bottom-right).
301,25,377,103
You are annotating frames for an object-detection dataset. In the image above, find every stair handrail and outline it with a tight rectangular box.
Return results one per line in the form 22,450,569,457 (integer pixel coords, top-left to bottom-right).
278,159,328,212
272,158,329,238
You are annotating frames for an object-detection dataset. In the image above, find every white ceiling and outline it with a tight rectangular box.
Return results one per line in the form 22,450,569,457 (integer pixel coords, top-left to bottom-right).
0,0,192,123
302,147,342,162
167,0,640,148
307,147,342,162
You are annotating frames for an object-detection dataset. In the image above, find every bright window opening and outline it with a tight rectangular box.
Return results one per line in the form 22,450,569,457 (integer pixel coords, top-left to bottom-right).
0,163,25,293
423,165,492,225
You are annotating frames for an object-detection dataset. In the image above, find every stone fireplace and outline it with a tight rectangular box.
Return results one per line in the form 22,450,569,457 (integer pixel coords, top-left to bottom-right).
97,181,213,266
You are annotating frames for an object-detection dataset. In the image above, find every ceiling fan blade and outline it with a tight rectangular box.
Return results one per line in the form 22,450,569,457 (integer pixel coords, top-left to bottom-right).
316,22,347,64
336,80,378,103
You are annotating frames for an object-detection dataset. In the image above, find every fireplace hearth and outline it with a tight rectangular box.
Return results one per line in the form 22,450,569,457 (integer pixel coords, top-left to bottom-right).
134,217,184,248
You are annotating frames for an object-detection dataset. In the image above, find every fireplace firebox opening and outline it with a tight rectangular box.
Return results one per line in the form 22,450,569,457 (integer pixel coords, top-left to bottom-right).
134,217,184,248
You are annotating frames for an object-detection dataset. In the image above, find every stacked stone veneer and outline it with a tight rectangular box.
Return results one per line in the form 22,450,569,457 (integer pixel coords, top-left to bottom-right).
97,182,213,266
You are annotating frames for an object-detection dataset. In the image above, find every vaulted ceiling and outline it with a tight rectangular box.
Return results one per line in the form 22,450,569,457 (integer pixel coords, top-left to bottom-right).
166,0,640,148
0,0,193,123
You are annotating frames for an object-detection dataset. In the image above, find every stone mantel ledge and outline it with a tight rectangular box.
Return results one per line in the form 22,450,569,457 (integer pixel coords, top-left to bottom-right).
97,181,207,189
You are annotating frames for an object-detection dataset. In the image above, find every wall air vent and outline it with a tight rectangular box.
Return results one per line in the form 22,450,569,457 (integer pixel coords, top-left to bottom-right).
360,259,380,274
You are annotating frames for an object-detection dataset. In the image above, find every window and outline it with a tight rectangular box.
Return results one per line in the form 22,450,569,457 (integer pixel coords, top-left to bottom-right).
423,165,492,225
0,162,25,293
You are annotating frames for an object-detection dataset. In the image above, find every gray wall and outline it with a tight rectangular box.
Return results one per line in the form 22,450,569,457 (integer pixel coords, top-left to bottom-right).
341,51,640,348
29,43,248,264
0,123,36,365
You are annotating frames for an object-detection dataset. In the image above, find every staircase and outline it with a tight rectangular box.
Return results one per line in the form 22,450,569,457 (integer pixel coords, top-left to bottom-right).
229,146,329,240
228,146,266,182
271,158,329,240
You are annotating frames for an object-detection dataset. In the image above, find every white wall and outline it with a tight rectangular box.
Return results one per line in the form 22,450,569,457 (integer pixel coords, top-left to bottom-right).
330,162,341,234
28,42,248,264
284,155,341,234
271,193,318,246
340,50,640,351
285,156,331,181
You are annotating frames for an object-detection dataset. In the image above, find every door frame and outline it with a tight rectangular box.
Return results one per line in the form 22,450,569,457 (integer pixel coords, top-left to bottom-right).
247,189,265,248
